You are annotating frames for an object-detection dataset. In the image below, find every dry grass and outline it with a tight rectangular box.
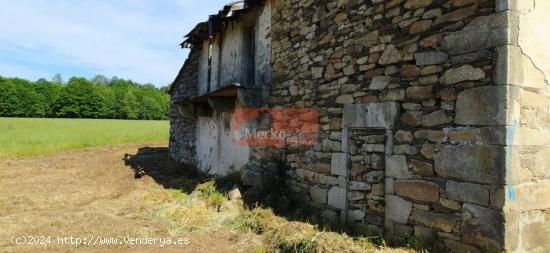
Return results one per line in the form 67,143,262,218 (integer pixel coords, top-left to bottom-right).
143,180,418,253
1,143,420,252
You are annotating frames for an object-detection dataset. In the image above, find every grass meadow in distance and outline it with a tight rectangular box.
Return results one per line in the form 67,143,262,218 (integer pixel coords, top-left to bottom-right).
0,117,169,157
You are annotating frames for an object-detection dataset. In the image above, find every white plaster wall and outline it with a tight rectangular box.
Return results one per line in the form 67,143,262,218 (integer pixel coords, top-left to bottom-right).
517,0,550,83
195,108,250,176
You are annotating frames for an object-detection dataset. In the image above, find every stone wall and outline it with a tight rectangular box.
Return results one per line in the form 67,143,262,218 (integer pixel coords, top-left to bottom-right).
169,48,200,166
170,0,550,251
269,0,516,251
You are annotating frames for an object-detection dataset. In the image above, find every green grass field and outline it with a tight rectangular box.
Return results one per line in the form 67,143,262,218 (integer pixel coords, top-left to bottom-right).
0,118,169,157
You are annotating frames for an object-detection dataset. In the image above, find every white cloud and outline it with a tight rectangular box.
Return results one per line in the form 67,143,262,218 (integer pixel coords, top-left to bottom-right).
0,0,229,86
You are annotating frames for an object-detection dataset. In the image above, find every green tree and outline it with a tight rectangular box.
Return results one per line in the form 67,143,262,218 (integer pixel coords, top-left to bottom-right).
91,75,109,86
51,74,64,85
0,80,18,117
34,78,61,117
0,75,170,120
122,90,139,119
55,77,107,118
139,96,163,120
98,86,116,119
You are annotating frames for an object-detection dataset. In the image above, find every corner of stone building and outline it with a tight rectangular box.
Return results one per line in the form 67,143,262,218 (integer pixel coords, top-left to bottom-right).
496,0,550,252
267,0,550,251
169,48,201,167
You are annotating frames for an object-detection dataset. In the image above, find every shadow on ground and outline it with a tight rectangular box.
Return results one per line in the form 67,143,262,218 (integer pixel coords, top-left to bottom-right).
123,147,290,209
124,147,361,231
125,148,402,243
123,147,204,192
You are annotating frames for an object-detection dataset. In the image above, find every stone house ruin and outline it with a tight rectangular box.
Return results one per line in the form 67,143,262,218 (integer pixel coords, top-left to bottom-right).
169,0,550,252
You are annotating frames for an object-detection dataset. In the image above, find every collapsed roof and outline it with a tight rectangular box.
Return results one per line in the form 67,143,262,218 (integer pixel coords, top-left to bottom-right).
180,0,260,48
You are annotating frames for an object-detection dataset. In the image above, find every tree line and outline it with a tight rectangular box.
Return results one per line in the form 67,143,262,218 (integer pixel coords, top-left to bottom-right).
0,75,170,120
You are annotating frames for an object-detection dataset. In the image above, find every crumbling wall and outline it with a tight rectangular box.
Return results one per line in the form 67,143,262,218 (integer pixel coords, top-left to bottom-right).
270,0,512,251
172,2,272,176
500,0,550,252
169,48,200,166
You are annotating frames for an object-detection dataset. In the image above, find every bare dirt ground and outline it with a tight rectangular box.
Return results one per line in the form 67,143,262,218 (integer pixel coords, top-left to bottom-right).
0,143,261,253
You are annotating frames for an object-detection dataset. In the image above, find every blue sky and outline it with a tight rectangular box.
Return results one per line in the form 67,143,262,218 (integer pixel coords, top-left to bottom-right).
0,0,229,87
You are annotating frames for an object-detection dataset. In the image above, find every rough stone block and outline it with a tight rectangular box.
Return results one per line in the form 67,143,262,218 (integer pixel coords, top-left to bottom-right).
394,224,414,238
442,28,509,55
420,143,435,159
440,198,462,210
328,186,346,209
400,65,421,77
409,159,434,176
406,85,433,100
386,195,413,224
415,130,446,142
366,171,384,183
440,65,486,85
395,180,440,202
410,20,432,34
378,44,402,65
441,12,515,55
447,128,478,143
349,181,371,191
434,145,501,184
414,226,435,241
419,34,442,48
423,110,452,127
446,180,490,206
309,186,328,204
395,130,414,143
411,210,457,233
348,191,365,201
348,209,366,221
311,67,324,79
401,111,423,127
331,153,347,176
343,102,400,129
444,240,482,253
369,76,391,90
455,86,518,126
462,204,504,252
335,95,354,104
464,11,509,31
414,51,448,66
434,5,477,26
404,0,433,9
386,155,411,179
